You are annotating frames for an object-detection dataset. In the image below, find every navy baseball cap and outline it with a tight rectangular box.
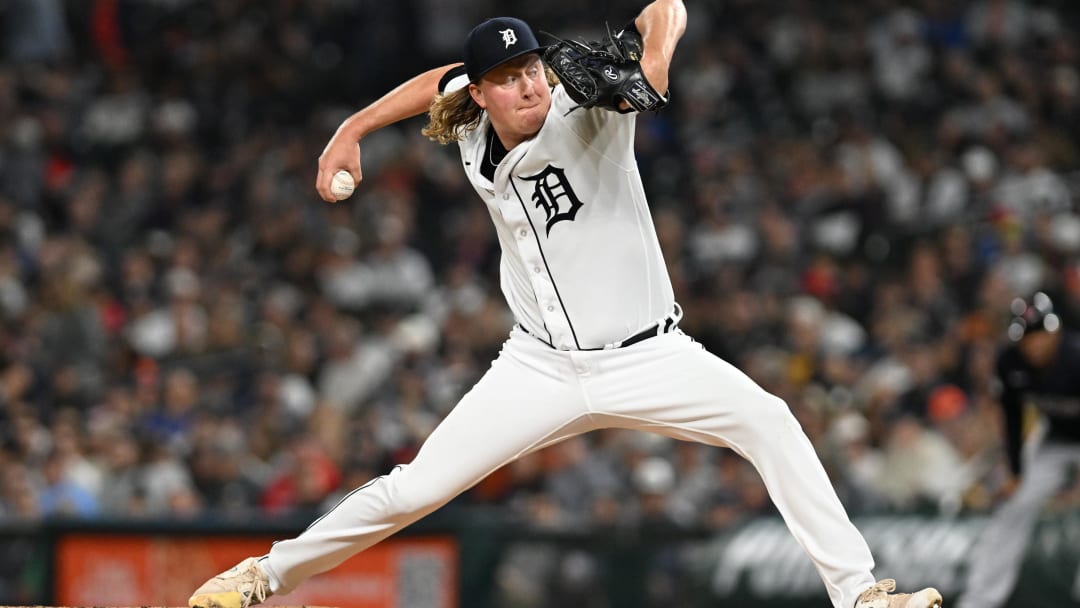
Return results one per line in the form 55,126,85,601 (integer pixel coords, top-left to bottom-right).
465,17,543,82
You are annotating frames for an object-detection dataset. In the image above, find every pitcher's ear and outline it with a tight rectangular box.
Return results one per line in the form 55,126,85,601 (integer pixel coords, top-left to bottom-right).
469,83,486,109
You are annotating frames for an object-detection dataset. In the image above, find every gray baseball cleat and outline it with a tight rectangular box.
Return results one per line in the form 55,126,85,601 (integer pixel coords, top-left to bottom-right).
855,579,943,608
188,556,273,608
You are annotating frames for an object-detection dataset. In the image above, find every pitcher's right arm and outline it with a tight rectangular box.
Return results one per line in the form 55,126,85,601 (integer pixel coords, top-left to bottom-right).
316,63,463,202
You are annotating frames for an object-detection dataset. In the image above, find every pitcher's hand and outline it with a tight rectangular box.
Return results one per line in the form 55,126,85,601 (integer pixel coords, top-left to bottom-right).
316,135,362,203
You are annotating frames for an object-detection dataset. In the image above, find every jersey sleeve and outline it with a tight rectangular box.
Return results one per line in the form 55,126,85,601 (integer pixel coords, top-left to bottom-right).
439,65,469,94
549,85,637,171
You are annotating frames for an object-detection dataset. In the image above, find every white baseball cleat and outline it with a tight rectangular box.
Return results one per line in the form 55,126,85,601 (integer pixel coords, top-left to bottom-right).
855,578,943,608
188,556,273,608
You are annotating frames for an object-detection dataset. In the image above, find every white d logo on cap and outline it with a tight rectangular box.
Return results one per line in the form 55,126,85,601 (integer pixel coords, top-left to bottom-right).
500,28,518,48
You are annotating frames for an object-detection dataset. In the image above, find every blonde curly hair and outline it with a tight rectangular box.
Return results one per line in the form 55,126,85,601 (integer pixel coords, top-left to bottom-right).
422,67,559,145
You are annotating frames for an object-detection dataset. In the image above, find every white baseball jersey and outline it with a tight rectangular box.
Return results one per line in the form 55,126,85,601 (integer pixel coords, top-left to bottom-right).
445,73,675,350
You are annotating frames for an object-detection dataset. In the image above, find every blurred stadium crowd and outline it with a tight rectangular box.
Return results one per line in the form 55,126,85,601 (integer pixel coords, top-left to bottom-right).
1,0,1079,538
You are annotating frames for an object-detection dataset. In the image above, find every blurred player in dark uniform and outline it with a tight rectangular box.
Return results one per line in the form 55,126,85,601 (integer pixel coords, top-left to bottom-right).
958,292,1080,608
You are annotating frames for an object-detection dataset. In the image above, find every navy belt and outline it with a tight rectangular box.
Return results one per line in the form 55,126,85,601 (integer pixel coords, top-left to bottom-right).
519,305,682,351
615,314,679,348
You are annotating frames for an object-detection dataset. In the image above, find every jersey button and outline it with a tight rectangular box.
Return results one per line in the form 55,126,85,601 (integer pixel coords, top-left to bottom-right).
519,229,528,238
547,305,555,312
533,266,541,273
503,194,510,200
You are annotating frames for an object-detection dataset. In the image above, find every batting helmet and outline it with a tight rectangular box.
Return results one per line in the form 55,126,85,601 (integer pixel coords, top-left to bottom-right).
1007,291,1061,342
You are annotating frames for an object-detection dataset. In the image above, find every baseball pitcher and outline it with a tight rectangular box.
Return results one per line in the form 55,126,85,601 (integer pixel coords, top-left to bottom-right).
189,2,942,607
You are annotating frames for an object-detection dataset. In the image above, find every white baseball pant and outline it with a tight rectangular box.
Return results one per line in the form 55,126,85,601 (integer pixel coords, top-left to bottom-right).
261,328,877,608
958,439,1080,608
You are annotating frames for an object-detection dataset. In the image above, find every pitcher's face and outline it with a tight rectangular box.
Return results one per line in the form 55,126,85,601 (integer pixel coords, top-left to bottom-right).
470,54,550,146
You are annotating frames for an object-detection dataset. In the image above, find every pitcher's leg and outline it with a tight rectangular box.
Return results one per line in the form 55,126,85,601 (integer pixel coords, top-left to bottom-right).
588,334,876,608
957,446,1070,608
263,338,593,594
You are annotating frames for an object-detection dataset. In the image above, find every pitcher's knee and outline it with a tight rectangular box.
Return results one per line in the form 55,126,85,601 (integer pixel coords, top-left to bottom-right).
743,395,799,437
386,469,453,517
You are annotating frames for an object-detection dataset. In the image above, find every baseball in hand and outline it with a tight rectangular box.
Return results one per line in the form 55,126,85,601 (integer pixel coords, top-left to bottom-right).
330,170,355,200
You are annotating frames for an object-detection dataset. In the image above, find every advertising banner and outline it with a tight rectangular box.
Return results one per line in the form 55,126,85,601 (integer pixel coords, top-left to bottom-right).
699,514,1080,608
55,533,457,608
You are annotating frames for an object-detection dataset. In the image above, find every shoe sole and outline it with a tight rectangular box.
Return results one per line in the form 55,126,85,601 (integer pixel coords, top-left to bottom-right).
920,589,944,608
188,595,242,608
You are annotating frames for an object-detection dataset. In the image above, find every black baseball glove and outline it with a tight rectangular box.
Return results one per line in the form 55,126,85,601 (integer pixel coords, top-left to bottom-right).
543,26,669,114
